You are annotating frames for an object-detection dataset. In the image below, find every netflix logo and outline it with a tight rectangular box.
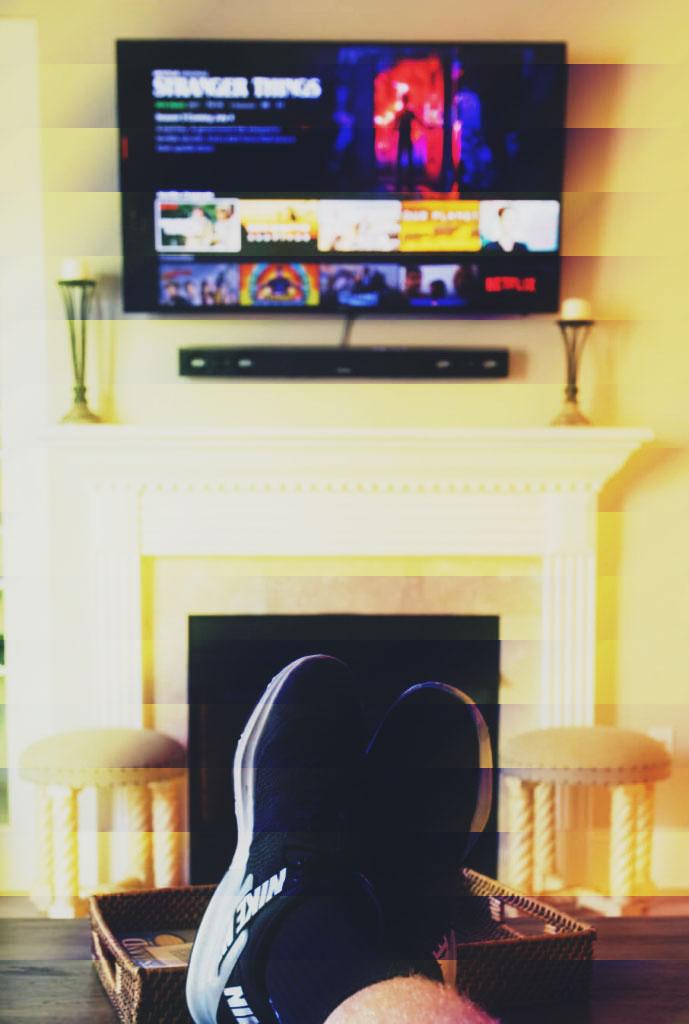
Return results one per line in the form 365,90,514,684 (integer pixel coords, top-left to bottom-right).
484,275,537,293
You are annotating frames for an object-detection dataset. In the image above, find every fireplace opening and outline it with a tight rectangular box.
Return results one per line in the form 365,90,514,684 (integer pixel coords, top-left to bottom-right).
188,614,500,884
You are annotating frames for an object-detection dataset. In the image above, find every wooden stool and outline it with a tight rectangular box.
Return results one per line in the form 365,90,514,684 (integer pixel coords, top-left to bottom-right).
20,728,186,918
502,726,671,915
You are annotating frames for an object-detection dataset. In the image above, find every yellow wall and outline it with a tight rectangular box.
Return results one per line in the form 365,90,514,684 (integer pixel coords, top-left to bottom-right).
2,0,688,887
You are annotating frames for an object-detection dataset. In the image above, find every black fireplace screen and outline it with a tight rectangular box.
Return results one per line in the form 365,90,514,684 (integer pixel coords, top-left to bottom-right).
188,614,500,883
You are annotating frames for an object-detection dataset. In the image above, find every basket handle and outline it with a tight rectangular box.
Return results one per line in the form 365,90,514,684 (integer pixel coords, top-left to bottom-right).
461,868,594,936
93,929,119,995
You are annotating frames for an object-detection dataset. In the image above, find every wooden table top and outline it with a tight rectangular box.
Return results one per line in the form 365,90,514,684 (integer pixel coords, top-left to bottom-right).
1,916,688,1023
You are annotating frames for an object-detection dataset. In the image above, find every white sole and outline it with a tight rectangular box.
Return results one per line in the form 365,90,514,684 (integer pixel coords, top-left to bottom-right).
427,681,493,839
186,655,326,1024
451,685,494,839
370,681,494,842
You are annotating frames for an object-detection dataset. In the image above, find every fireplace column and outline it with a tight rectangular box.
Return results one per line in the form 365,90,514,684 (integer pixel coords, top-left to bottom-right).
540,490,597,727
89,483,144,728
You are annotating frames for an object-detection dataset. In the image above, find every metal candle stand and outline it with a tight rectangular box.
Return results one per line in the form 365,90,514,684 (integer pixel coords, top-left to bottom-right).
552,318,594,426
58,276,100,424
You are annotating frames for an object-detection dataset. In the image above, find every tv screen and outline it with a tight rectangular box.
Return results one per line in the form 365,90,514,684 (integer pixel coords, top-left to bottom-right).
117,40,566,316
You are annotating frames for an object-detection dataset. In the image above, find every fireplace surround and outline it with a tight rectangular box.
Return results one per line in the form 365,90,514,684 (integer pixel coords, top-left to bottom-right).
2,425,650,889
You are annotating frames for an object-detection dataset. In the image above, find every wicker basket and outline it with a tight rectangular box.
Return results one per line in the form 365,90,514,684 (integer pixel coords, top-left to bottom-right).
90,870,595,1023
453,870,595,1011
90,884,215,1024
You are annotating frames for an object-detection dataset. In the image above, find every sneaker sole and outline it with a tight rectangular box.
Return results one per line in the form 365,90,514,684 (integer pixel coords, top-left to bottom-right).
369,681,494,841
186,654,334,1024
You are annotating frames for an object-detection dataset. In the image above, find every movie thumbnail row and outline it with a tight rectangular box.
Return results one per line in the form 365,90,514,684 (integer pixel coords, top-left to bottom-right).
155,194,560,257
159,261,553,310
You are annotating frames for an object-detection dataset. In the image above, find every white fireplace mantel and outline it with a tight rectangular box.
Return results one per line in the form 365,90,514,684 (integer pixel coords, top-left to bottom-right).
41,424,647,489
32,425,650,720
2,424,651,890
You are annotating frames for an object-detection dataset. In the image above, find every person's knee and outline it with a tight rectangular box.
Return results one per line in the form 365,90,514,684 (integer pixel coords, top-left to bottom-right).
324,975,499,1024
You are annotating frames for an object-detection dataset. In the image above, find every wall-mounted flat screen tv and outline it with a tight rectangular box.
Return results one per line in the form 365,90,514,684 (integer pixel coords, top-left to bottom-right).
117,40,567,316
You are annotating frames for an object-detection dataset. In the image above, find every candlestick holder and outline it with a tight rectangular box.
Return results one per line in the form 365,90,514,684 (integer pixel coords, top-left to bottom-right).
58,276,101,424
552,318,594,426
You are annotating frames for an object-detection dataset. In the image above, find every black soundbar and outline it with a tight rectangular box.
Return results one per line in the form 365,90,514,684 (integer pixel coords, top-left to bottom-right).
179,347,509,380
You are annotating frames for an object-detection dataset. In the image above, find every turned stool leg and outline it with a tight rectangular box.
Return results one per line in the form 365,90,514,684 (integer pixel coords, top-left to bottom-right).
533,781,557,893
634,782,655,895
121,783,152,887
32,785,54,913
49,785,79,918
506,777,534,893
150,778,183,888
610,784,637,905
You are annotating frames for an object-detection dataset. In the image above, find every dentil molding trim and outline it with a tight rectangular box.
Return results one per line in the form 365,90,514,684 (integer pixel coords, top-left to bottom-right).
43,425,651,495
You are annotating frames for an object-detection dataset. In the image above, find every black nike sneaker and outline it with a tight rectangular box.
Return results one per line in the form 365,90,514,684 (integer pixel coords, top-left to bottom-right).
187,654,392,1024
358,682,493,977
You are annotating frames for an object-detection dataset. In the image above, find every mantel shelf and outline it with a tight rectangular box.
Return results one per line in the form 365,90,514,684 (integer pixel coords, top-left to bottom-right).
33,424,653,495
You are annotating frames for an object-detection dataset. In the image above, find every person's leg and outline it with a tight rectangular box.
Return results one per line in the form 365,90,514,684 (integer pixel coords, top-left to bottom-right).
324,976,499,1024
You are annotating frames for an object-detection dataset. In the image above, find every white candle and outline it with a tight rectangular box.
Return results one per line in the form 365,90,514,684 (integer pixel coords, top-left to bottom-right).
59,258,92,281
560,297,592,321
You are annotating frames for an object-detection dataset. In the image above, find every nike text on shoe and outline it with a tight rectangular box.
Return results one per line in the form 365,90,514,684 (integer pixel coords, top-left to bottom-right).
359,681,493,964
186,654,378,1024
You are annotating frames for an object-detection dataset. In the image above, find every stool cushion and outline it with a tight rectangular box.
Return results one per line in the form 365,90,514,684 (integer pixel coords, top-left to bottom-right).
19,729,186,788
502,726,671,785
